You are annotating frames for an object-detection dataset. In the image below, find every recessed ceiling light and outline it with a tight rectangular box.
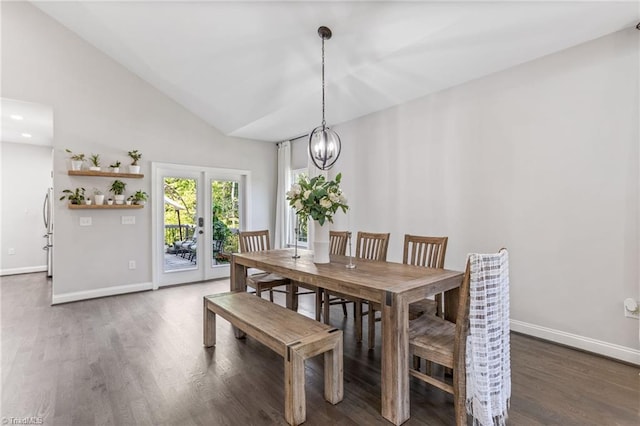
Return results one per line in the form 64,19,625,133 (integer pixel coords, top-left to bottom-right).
21,133,32,138
10,114,24,120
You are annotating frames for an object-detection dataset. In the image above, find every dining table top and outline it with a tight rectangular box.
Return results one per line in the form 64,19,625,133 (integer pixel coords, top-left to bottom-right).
232,248,464,304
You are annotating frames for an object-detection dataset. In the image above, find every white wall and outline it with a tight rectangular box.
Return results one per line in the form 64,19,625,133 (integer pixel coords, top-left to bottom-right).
327,28,639,362
0,142,53,275
1,2,277,299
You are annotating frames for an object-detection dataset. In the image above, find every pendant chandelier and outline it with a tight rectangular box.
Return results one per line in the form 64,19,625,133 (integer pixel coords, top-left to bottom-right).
308,26,341,171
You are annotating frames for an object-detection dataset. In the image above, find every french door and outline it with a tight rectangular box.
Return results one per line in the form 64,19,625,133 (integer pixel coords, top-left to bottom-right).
152,163,250,288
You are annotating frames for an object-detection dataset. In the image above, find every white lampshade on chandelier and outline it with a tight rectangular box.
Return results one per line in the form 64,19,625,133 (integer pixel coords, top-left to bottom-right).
308,26,341,171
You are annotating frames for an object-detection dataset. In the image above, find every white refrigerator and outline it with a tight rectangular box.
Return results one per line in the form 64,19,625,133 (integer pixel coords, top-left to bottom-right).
42,187,53,277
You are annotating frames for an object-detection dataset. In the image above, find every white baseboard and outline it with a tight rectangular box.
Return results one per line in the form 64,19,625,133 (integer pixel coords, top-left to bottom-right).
510,319,640,365
0,265,47,276
52,282,154,305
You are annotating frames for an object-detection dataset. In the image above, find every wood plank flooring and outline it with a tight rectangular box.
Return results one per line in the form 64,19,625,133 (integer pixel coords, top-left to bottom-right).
1,273,638,425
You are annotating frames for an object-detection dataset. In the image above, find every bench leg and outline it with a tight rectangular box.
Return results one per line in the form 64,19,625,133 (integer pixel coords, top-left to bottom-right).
284,348,306,425
203,300,216,347
324,338,343,404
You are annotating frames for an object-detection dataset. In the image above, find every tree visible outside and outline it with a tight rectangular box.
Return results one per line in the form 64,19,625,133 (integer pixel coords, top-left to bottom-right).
164,178,240,259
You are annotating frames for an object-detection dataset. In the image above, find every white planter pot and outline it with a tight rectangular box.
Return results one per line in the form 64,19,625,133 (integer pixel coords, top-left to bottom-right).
114,194,125,204
89,166,101,171
111,167,120,173
94,194,105,205
129,165,141,174
125,200,133,205
85,199,92,205
107,199,114,205
71,160,83,171
312,220,330,264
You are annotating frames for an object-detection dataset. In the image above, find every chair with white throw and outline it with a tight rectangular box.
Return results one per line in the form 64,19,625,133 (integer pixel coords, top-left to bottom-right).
409,249,511,426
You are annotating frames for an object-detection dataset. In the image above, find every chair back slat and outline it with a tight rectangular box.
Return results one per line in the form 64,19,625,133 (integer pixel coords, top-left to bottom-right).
239,230,271,253
403,235,448,268
355,232,390,261
329,231,349,255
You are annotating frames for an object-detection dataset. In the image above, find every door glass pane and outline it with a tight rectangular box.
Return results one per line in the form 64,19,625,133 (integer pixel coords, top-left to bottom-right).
163,177,197,272
211,179,240,267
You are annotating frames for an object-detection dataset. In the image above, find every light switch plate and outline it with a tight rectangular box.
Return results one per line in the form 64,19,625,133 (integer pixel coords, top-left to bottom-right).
121,216,135,225
79,217,92,226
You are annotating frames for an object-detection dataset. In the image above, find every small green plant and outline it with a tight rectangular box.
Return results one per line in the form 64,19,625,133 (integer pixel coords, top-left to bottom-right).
93,188,103,195
65,149,85,161
109,161,121,168
89,154,101,167
60,187,85,204
127,150,142,165
109,180,126,195
132,190,148,203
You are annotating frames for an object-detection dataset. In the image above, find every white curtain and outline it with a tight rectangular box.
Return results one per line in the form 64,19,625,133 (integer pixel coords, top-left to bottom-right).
274,141,291,248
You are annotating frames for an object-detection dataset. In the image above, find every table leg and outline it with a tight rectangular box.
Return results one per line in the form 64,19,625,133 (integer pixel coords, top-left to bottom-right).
381,292,410,425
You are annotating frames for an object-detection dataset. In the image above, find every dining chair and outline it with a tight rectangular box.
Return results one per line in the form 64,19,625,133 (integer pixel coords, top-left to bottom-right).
238,230,292,306
353,231,390,344
409,249,510,426
404,235,448,320
317,231,351,320
364,234,449,350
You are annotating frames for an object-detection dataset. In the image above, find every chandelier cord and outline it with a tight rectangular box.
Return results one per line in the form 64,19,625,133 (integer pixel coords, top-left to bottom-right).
321,35,326,128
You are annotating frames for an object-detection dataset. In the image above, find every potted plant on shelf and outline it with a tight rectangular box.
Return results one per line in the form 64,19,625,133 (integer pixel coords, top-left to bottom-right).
132,190,148,205
126,195,134,205
89,153,101,171
109,180,127,204
109,161,121,173
93,188,105,205
127,150,142,174
107,197,114,206
60,187,85,205
65,149,85,171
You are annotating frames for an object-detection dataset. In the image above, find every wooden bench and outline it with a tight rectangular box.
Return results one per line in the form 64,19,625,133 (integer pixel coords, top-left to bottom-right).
203,291,343,425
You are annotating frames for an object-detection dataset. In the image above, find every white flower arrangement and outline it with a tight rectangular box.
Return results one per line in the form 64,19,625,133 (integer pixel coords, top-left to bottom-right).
286,173,348,225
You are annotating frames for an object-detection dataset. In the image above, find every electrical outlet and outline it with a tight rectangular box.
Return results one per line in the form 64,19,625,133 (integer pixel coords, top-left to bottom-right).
79,217,92,226
129,260,136,270
623,298,639,319
8,248,15,255
121,216,135,225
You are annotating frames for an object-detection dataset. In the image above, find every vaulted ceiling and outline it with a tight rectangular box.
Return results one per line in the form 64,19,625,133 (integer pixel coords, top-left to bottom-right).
33,1,638,142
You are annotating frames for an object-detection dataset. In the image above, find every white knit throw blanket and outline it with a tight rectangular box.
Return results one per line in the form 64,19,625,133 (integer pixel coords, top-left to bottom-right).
465,250,511,426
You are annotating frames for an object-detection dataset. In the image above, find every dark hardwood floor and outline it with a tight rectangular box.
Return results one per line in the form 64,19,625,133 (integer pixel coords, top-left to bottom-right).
1,273,638,425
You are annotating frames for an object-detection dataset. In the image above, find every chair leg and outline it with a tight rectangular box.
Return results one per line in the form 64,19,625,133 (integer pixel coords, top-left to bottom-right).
368,307,376,350
355,301,363,343
412,355,420,371
315,288,323,322
453,369,466,426
341,299,348,317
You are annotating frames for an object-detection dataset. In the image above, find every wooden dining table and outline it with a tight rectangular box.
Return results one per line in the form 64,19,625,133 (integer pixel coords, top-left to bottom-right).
230,248,464,425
